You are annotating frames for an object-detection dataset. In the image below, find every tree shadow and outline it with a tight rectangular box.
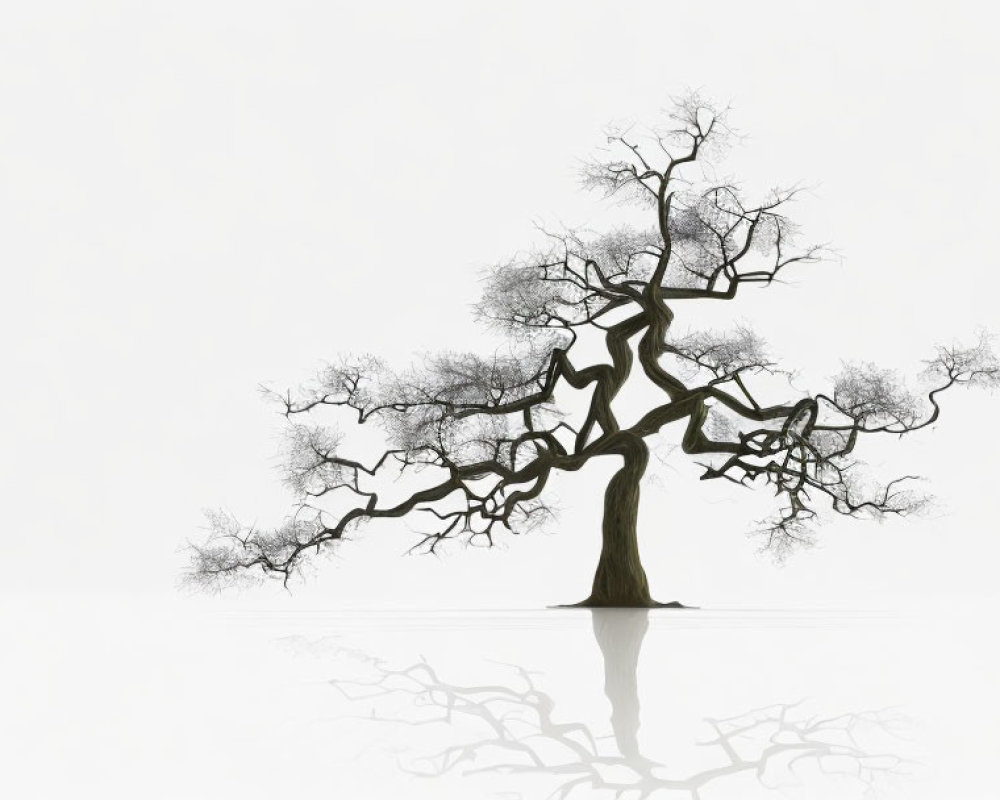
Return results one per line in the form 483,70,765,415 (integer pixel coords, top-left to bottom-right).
316,610,912,799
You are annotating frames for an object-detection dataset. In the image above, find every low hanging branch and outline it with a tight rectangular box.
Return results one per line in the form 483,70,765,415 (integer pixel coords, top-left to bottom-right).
188,94,998,605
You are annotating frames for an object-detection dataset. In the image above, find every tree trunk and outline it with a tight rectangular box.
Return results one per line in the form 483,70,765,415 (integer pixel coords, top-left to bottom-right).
585,433,654,607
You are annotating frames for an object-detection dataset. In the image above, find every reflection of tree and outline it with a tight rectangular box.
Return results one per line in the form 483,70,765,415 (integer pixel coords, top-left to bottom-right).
326,611,911,799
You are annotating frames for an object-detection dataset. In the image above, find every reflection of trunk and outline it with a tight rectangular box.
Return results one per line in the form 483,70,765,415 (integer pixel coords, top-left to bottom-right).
592,608,649,761
586,434,653,607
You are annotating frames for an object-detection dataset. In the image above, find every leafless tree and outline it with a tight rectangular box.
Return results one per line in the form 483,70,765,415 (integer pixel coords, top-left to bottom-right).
188,94,998,606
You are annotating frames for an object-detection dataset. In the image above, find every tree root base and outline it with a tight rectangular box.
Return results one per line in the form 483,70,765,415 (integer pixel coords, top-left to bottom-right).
553,599,697,609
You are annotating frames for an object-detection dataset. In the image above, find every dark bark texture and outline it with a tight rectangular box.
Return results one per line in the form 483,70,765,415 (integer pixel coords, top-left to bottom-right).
586,435,652,607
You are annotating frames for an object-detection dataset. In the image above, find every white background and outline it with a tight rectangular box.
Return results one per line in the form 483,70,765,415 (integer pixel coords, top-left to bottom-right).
2,4,999,796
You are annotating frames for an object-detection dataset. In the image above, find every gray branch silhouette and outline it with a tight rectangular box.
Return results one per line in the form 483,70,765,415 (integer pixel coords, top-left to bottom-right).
320,611,912,799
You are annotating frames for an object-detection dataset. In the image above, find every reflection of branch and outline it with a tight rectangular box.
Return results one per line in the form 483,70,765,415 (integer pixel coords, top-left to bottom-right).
699,702,909,794
326,656,911,799
331,658,598,777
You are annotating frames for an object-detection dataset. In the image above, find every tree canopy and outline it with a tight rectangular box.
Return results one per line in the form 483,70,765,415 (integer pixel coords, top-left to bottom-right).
188,95,998,606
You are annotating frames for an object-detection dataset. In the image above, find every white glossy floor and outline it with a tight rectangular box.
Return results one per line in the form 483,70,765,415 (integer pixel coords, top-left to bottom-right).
5,597,997,799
